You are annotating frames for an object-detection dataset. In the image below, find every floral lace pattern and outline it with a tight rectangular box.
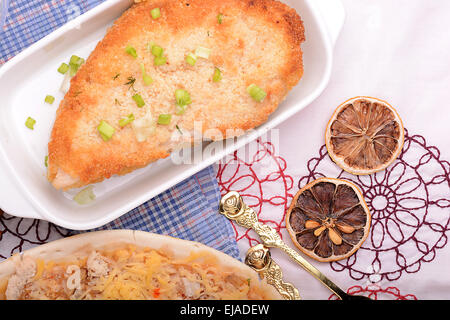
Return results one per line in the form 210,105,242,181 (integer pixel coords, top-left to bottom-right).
0,213,70,259
216,139,295,247
328,285,417,300
298,129,450,281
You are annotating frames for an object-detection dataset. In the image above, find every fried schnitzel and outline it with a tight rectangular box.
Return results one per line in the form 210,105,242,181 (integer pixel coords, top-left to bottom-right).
47,0,305,190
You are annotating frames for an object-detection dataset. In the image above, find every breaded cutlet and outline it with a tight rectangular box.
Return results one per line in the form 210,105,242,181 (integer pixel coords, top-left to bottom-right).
47,0,305,190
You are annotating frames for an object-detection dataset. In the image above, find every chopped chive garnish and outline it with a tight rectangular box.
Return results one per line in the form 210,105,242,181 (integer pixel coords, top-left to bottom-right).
45,156,48,167
154,56,167,66
186,53,197,66
151,8,161,19
213,67,222,82
25,117,36,130
119,114,135,127
73,186,96,205
247,84,267,102
113,73,120,80
97,120,115,141
140,63,154,86
151,44,167,66
147,41,155,51
175,89,192,107
176,125,183,135
69,55,85,76
157,114,172,125
151,45,164,57
45,95,55,104
125,45,138,58
69,65,79,76
57,63,69,74
70,55,83,65
217,13,224,24
195,47,211,59
132,94,145,108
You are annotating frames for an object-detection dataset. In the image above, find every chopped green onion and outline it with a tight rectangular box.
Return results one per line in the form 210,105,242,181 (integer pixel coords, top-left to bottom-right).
150,44,167,66
113,73,120,80
25,117,36,130
125,45,138,58
217,13,224,24
175,89,192,106
176,125,183,135
151,45,164,57
140,63,154,85
97,120,115,141
213,67,222,82
154,56,167,66
69,64,79,76
157,114,172,125
45,95,55,104
57,63,69,74
69,56,85,76
185,53,197,66
132,94,145,108
195,47,211,59
119,114,135,127
70,55,83,65
73,186,96,205
151,8,161,19
147,41,155,51
45,156,48,168
247,84,267,102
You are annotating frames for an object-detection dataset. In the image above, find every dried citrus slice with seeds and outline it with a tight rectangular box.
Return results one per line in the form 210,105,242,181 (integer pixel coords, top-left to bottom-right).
325,96,405,175
286,178,371,262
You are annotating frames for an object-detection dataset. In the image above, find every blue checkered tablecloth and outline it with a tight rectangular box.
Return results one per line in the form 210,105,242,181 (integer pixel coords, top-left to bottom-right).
0,0,239,259
72,166,240,259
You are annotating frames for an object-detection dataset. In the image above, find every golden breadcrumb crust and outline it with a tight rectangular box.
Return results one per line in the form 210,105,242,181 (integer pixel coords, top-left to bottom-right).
47,0,305,189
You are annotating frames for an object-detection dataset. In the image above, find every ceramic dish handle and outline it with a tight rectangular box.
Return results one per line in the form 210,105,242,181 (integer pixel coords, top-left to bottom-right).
0,160,42,219
313,0,346,46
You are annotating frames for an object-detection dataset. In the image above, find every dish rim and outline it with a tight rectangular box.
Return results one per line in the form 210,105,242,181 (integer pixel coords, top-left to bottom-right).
0,0,342,229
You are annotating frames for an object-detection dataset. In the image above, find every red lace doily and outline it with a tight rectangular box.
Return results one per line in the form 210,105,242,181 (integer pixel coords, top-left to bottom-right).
216,139,295,247
328,285,417,300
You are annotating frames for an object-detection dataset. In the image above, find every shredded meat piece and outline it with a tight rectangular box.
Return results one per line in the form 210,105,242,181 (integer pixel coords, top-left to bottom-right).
86,251,110,278
5,256,37,300
181,277,202,298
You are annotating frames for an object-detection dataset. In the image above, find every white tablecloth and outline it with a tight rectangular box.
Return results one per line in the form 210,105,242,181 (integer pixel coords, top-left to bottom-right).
216,0,450,300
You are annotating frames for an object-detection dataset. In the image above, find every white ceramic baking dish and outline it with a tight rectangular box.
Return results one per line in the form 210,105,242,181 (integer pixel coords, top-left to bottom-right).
0,0,345,230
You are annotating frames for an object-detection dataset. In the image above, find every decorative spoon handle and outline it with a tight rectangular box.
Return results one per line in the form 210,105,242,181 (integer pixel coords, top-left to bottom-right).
219,191,365,300
245,244,300,300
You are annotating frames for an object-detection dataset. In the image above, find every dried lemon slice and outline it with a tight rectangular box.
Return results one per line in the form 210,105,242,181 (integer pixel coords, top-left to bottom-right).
325,97,405,175
286,178,371,262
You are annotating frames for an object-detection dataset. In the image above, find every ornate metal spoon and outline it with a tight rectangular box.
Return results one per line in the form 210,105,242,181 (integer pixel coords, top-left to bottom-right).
245,244,300,300
219,191,370,300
